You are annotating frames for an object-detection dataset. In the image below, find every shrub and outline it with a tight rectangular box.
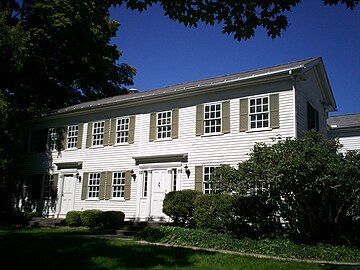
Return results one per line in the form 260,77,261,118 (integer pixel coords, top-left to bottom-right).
80,210,103,228
23,211,42,221
66,211,83,227
163,190,201,226
232,195,280,237
101,211,125,229
194,194,234,233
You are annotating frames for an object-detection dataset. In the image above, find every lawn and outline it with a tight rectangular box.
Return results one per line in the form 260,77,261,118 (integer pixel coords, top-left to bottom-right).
0,227,357,270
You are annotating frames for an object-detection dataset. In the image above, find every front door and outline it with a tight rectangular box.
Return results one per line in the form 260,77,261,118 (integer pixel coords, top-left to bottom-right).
60,174,75,215
151,170,169,218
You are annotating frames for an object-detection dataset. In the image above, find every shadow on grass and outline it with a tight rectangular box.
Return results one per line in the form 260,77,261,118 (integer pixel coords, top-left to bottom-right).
0,230,213,269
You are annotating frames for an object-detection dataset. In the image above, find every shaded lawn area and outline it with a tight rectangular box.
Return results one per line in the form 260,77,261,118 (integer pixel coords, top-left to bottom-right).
0,227,358,270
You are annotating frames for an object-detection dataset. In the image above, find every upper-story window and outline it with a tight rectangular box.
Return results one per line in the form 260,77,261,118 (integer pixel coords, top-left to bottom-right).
117,118,129,144
67,125,78,148
204,103,222,134
307,102,319,132
157,111,172,139
249,96,269,129
203,166,219,194
92,121,105,146
112,172,126,198
88,173,100,198
48,128,58,151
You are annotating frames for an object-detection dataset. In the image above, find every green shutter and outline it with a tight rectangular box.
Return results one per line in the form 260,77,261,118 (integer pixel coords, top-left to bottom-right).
270,94,280,129
128,116,136,144
103,119,110,146
109,118,117,146
52,174,59,198
38,129,48,152
86,123,93,148
239,98,248,132
81,173,88,200
105,172,113,200
60,126,67,151
149,113,156,142
77,123,83,149
99,172,107,200
196,105,204,136
195,166,203,192
124,171,132,200
222,101,230,134
171,109,179,139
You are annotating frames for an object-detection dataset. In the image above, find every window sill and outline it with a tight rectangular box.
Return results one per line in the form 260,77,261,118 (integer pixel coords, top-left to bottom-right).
113,143,129,147
89,145,104,149
85,198,100,201
245,128,273,133
154,138,173,142
110,198,125,202
65,148,78,152
201,132,224,137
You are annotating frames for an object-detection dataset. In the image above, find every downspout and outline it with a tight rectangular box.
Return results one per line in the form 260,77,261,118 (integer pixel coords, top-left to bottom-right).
289,70,298,138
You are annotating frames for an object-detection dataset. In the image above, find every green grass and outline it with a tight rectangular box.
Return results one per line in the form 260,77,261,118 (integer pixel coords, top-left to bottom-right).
0,227,356,269
135,226,360,264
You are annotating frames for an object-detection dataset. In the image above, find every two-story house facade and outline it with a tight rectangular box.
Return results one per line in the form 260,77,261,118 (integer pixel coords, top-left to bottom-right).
21,57,336,220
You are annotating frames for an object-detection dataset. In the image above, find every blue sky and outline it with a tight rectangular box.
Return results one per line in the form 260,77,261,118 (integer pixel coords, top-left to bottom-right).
110,2,360,115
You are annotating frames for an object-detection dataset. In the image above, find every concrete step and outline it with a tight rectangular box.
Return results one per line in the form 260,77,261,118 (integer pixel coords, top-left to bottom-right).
29,217,64,227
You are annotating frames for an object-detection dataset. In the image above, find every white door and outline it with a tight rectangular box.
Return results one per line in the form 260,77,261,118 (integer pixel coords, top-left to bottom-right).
60,175,75,215
151,170,169,218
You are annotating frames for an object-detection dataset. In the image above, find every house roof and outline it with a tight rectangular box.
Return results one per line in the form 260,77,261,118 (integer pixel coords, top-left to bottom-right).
328,114,360,129
50,57,331,116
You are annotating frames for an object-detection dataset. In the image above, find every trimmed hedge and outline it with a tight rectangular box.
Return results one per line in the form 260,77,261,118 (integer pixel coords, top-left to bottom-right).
102,211,125,229
163,190,201,226
194,194,234,233
65,211,82,227
80,210,103,228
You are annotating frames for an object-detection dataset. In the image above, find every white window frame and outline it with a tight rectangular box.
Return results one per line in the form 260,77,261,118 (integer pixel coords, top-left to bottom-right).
116,117,129,144
42,174,54,199
67,125,79,149
112,171,126,199
92,121,105,146
48,128,58,151
249,96,270,130
88,173,100,198
203,166,220,194
157,111,172,139
204,102,222,134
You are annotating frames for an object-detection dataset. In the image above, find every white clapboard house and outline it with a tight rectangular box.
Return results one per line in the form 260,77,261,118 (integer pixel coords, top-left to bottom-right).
22,57,344,220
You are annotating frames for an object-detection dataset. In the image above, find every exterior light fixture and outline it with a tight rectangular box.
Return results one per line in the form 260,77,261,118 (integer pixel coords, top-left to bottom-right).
184,165,191,179
75,172,82,183
131,169,137,181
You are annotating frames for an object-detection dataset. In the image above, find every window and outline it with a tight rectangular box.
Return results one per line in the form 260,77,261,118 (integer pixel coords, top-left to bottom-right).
92,121,105,146
112,172,125,198
172,169,177,191
204,103,221,134
142,171,148,197
157,111,172,139
249,96,269,129
307,102,319,131
67,125,78,148
203,166,219,194
88,173,100,198
42,174,54,198
48,128,58,151
116,118,129,144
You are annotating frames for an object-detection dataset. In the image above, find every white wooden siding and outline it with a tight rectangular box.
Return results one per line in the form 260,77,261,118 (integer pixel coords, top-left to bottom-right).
329,129,360,153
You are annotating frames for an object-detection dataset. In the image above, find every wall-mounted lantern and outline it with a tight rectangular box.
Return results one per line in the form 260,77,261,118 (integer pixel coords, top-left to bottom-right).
75,172,82,183
184,164,191,179
131,169,137,181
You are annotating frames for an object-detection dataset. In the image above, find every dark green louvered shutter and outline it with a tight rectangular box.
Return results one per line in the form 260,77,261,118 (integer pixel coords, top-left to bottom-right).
172,109,179,139
86,123,93,148
128,116,136,144
270,94,279,129
105,172,113,200
124,171,132,200
149,113,156,142
81,173,89,200
195,166,203,192
196,105,204,136
109,118,117,146
77,123,84,149
99,172,107,200
239,98,248,132
222,101,230,133
103,119,110,146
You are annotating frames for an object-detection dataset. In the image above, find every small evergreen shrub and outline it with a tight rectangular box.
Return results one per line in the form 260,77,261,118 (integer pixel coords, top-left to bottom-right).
194,194,234,233
66,211,83,227
80,210,103,228
24,211,42,221
163,190,201,226
101,211,125,229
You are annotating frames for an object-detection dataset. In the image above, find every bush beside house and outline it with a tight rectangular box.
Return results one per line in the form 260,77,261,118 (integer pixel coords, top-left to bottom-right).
65,210,125,229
